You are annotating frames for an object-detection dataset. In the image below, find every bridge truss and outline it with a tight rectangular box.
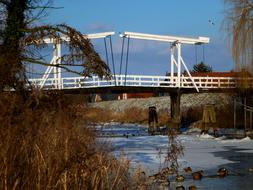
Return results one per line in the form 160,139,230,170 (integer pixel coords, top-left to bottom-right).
29,31,245,92
38,32,115,89
120,32,210,92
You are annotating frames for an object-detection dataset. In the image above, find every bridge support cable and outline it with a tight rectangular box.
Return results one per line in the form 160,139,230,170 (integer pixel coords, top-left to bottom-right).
104,38,109,66
202,44,205,64
109,35,117,86
195,45,198,65
124,37,130,86
119,36,125,76
194,43,206,65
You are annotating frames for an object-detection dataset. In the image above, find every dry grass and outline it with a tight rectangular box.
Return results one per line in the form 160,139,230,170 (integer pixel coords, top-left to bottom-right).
0,92,149,190
83,106,169,126
117,107,148,124
181,104,237,129
85,103,237,130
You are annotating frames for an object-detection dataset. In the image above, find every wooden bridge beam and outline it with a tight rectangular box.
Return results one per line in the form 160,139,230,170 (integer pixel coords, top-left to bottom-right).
170,89,181,129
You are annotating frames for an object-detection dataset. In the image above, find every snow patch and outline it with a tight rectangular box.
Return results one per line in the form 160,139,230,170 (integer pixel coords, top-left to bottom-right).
183,127,201,134
220,136,252,143
198,133,215,139
240,136,252,142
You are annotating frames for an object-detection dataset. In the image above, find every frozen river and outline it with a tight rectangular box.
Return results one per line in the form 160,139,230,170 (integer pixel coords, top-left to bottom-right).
98,123,253,189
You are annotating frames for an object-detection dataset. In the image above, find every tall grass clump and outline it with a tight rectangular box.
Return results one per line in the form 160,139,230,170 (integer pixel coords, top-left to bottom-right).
0,91,148,190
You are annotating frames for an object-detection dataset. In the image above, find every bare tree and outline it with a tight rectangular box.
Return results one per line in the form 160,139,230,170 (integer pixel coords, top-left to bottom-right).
165,129,184,176
0,0,110,92
0,2,144,189
224,0,253,74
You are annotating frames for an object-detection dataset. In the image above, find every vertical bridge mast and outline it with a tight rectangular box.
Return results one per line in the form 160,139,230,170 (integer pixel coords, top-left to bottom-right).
120,32,210,92
41,32,115,89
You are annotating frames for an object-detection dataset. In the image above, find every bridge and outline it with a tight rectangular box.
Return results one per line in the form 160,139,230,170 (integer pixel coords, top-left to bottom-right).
28,31,252,126
28,31,246,92
29,74,240,94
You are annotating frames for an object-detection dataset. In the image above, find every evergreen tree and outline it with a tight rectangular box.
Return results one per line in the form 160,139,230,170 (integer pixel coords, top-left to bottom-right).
192,62,213,73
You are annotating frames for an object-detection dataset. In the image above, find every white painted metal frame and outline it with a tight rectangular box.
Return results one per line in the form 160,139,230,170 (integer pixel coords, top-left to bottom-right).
39,32,115,89
29,74,248,90
120,32,210,92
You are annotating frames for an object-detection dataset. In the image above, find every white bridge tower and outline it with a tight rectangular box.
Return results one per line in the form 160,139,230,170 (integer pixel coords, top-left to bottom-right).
40,32,115,89
120,32,210,92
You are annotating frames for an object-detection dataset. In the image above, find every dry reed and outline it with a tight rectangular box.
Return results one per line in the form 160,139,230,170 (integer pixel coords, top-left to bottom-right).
0,91,148,190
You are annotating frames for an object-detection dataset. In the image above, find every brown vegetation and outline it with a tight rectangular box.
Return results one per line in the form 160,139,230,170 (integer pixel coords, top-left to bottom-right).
0,92,150,190
181,104,237,129
83,103,238,130
82,106,169,126
0,1,152,189
224,0,253,89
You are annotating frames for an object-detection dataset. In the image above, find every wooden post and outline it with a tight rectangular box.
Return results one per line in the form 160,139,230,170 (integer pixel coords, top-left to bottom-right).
244,97,247,133
234,98,236,129
202,105,216,133
250,111,252,131
170,90,181,129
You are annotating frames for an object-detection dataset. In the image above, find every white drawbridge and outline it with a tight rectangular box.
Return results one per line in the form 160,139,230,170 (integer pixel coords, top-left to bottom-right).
120,32,210,92
28,31,226,92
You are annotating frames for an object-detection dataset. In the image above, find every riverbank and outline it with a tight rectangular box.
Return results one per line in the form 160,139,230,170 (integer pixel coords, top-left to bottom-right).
89,93,233,112
87,93,236,128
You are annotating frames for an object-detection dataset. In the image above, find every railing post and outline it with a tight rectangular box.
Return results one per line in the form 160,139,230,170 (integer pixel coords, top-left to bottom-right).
93,76,95,87
115,75,119,86
61,78,64,89
97,77,100,86
234,98,236,129
244,97,247,133
78,78,81,88
177,43,181,88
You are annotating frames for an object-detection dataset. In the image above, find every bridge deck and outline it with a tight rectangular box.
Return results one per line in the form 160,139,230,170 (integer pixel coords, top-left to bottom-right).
56,86,237,94
28,74,251,94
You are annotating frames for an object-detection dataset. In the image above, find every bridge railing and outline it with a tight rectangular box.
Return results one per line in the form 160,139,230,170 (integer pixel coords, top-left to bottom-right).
28,75,253,90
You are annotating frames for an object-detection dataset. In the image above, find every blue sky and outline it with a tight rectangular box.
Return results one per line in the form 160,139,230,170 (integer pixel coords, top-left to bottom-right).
44,0,234,76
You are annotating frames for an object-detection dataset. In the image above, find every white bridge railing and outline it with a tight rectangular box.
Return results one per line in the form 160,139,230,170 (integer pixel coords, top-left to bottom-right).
28,75,250,90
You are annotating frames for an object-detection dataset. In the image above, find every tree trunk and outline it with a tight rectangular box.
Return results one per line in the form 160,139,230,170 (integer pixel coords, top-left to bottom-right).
0,0,27,91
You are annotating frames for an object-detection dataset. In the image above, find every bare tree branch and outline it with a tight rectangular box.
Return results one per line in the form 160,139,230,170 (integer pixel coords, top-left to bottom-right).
23,57,89,76
23,24,111,78
224,0,253,89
